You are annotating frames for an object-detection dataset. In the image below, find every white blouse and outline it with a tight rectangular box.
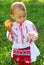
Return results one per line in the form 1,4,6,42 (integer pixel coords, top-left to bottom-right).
6,20,38,49
6,20,40,62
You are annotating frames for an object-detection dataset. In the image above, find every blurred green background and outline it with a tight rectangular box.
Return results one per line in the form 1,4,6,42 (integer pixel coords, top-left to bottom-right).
0,0,44,65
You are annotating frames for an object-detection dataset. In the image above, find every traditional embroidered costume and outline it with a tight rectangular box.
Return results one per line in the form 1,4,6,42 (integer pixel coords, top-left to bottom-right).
6,20,40,63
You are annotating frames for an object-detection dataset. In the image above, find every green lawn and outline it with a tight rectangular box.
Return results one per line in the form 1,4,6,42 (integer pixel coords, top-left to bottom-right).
0,0,44,65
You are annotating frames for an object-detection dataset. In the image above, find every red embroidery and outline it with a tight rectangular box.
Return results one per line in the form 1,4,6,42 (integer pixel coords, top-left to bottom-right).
26,50,30,55
26,26,28,33
12,27,18,43
32,24,37,32
13,49,30,55
11,32,15,40
19,24,25,44
30,39,32,43
26,26,32,43
8,33,14,40
13,31,17,37
16,38,18,43
11,34,14,39
8,31,18,43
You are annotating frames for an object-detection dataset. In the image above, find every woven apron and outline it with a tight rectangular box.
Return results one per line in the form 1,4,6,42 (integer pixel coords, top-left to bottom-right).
12,46,31,62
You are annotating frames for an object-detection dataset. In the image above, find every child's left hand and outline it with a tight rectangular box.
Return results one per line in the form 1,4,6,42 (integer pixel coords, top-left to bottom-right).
28,33,35,41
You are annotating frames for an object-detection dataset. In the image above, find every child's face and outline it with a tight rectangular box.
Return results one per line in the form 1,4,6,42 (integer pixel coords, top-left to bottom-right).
11,9,26,24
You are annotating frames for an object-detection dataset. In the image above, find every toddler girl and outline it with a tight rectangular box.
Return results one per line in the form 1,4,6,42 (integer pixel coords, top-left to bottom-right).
5,2,40,65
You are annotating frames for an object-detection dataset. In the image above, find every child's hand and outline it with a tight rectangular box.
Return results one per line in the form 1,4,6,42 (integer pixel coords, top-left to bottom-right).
28,34,35,41
4,20,13,33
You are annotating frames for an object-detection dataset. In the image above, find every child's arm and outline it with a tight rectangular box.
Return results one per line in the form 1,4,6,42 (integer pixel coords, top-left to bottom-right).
4,20,14,41
27,21,38,43
6,31,15,41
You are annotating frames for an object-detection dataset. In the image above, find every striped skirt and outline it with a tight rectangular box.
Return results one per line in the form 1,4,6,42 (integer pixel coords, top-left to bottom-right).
12,46,31,63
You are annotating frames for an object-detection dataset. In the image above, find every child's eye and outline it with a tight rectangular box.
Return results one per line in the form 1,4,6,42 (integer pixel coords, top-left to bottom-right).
18,17,21,19
18,16,26,19
23,16,26,18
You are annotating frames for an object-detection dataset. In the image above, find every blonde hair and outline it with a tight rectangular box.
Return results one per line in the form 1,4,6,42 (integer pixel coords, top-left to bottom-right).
11,2,26,14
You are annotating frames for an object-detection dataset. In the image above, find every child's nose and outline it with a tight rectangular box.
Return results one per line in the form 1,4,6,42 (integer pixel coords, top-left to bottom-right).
21,17,24,19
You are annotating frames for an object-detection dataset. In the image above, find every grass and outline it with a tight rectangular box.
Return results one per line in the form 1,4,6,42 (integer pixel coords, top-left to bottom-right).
0,0,44,65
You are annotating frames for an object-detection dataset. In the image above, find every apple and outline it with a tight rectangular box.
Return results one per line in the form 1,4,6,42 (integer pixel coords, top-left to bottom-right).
4,20,13,28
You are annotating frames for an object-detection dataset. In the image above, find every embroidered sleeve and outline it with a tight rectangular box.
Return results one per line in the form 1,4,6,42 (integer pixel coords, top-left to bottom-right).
6,22,18,41
27,21,38,41
6,31,15,41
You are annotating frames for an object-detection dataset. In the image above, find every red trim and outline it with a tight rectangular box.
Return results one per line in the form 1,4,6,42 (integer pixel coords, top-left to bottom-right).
32,24,37,32
13,49,30,55
12,31,18,43
30,39,32,43
26,26,28,33
19,24,24,44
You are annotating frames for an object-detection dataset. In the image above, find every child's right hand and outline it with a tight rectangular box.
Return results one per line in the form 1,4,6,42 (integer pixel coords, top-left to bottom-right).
4,20,13,33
